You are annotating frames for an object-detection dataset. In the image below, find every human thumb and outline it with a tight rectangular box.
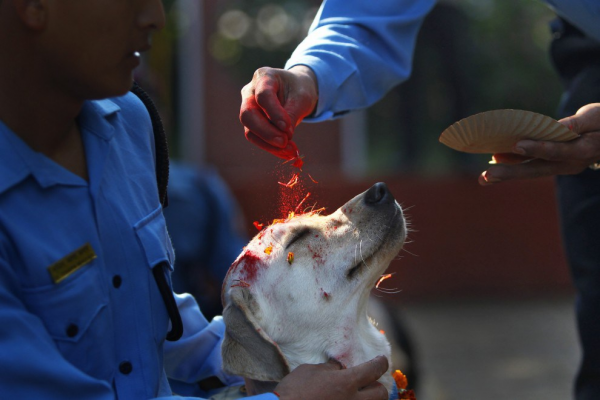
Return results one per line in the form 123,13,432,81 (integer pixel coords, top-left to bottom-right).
558,103,600,135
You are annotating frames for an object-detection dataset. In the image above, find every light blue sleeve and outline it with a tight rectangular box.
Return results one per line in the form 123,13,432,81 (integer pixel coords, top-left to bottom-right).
545,0,600,42
0,257,114,399
285,0,436,122
163,293,277,400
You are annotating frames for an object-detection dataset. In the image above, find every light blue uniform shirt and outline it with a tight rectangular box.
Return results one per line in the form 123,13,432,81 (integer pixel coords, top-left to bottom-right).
285,0,600,122
0,93,276,400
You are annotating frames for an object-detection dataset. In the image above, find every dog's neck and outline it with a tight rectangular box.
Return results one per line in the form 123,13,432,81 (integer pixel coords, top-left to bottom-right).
249,297,394,395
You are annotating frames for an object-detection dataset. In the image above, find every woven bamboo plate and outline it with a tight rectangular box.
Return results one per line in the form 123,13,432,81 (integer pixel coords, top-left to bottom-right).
439,109,578,154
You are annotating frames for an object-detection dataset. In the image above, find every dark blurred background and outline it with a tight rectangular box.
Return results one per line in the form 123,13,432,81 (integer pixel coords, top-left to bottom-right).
138,1,579,399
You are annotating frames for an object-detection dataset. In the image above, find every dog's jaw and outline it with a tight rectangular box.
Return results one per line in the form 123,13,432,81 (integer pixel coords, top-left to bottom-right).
258,281,395,392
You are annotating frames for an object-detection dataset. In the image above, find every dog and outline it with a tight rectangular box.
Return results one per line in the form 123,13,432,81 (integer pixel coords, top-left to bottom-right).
221,182,407,396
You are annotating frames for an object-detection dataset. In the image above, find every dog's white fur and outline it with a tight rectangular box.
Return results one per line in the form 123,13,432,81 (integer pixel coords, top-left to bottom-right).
221,183,406,396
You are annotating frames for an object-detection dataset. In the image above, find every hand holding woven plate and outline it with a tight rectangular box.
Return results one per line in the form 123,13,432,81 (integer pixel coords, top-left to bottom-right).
439,105,600,184
479,104,600,184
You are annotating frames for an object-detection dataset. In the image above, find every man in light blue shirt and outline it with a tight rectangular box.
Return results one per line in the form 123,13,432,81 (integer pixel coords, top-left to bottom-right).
0,0,390,399
239,1,600,399
239,0,600,165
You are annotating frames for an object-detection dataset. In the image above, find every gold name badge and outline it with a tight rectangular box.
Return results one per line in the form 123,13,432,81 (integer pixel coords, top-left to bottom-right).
47,243,97,284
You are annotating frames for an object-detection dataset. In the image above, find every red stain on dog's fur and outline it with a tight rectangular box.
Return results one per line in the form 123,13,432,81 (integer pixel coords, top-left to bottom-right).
231,251,264,283
307,244,324,264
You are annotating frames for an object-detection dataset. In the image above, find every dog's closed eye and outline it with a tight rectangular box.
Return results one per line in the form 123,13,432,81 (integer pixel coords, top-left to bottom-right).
346,263,362,279
285,228,312,250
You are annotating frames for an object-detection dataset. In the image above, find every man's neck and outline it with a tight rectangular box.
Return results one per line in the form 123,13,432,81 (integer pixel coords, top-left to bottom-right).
0,63,88,179
0,8,90,180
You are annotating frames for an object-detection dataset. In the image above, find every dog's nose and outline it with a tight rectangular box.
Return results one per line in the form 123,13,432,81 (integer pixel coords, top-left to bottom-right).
364,182,392,205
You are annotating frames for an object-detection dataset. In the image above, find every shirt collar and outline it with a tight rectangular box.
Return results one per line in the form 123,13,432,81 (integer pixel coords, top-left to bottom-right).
0,98,121,194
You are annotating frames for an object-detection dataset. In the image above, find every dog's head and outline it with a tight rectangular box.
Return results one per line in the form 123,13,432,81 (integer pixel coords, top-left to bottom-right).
221,182,406,389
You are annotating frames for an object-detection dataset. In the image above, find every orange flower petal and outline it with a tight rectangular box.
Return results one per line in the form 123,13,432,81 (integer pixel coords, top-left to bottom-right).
376,273,393,289
392,369,408,390
253,221,264,230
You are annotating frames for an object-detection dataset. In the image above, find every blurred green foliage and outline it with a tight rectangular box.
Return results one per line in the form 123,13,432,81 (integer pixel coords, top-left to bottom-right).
210,0,318,81
210,0,564,175
365,1,564,175
145,0,564,175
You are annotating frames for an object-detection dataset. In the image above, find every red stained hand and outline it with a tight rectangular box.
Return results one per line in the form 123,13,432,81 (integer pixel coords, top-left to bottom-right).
239,65,318,160
480,103,600,185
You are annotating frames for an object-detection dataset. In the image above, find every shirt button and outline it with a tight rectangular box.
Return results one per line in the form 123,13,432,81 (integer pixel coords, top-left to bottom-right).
119,361,133,375
112,275,122,288
66,324,79,338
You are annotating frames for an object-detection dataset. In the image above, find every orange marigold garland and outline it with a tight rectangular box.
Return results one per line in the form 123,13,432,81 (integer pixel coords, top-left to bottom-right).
392,369,416,400
392,370,408,390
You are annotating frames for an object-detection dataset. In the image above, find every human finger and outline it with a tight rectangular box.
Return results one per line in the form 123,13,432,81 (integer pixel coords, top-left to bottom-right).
240,96,289,149
245,129,299,160
479,159,587,185
512,138,594,162
558,103,600,134
491,153,532,165
357,381,388,400
320,357,345,371
253,69,294,138
344,355,389,390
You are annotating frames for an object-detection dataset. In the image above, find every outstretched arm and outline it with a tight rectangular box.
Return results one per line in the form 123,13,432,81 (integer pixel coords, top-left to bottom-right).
239,0,436,159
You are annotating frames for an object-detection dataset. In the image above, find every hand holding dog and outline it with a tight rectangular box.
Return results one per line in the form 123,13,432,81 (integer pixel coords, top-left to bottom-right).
272,356,390,400
480,103,600,185
239,66,318,160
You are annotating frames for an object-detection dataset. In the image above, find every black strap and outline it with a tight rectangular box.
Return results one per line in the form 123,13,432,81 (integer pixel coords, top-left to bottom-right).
153,262,184,341
130,82,183,342
130,82,169,207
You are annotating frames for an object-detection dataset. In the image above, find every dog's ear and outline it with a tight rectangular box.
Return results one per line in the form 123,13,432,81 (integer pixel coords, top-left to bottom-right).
222,289,290,381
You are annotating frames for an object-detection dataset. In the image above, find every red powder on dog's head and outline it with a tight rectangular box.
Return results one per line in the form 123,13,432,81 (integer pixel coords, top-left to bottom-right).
274,150,320,219
276,169,307,217
231,251,264,283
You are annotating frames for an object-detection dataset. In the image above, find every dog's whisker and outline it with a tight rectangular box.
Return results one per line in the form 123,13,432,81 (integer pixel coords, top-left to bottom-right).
375,288,402,294
400,247,418,257
375,286,400,292
359,240,369,267
269,236,284,248
365,232,378,243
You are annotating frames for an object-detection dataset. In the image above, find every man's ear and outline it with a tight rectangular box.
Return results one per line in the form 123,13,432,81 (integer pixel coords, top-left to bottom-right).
13,0,47,30
222,289,290,382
